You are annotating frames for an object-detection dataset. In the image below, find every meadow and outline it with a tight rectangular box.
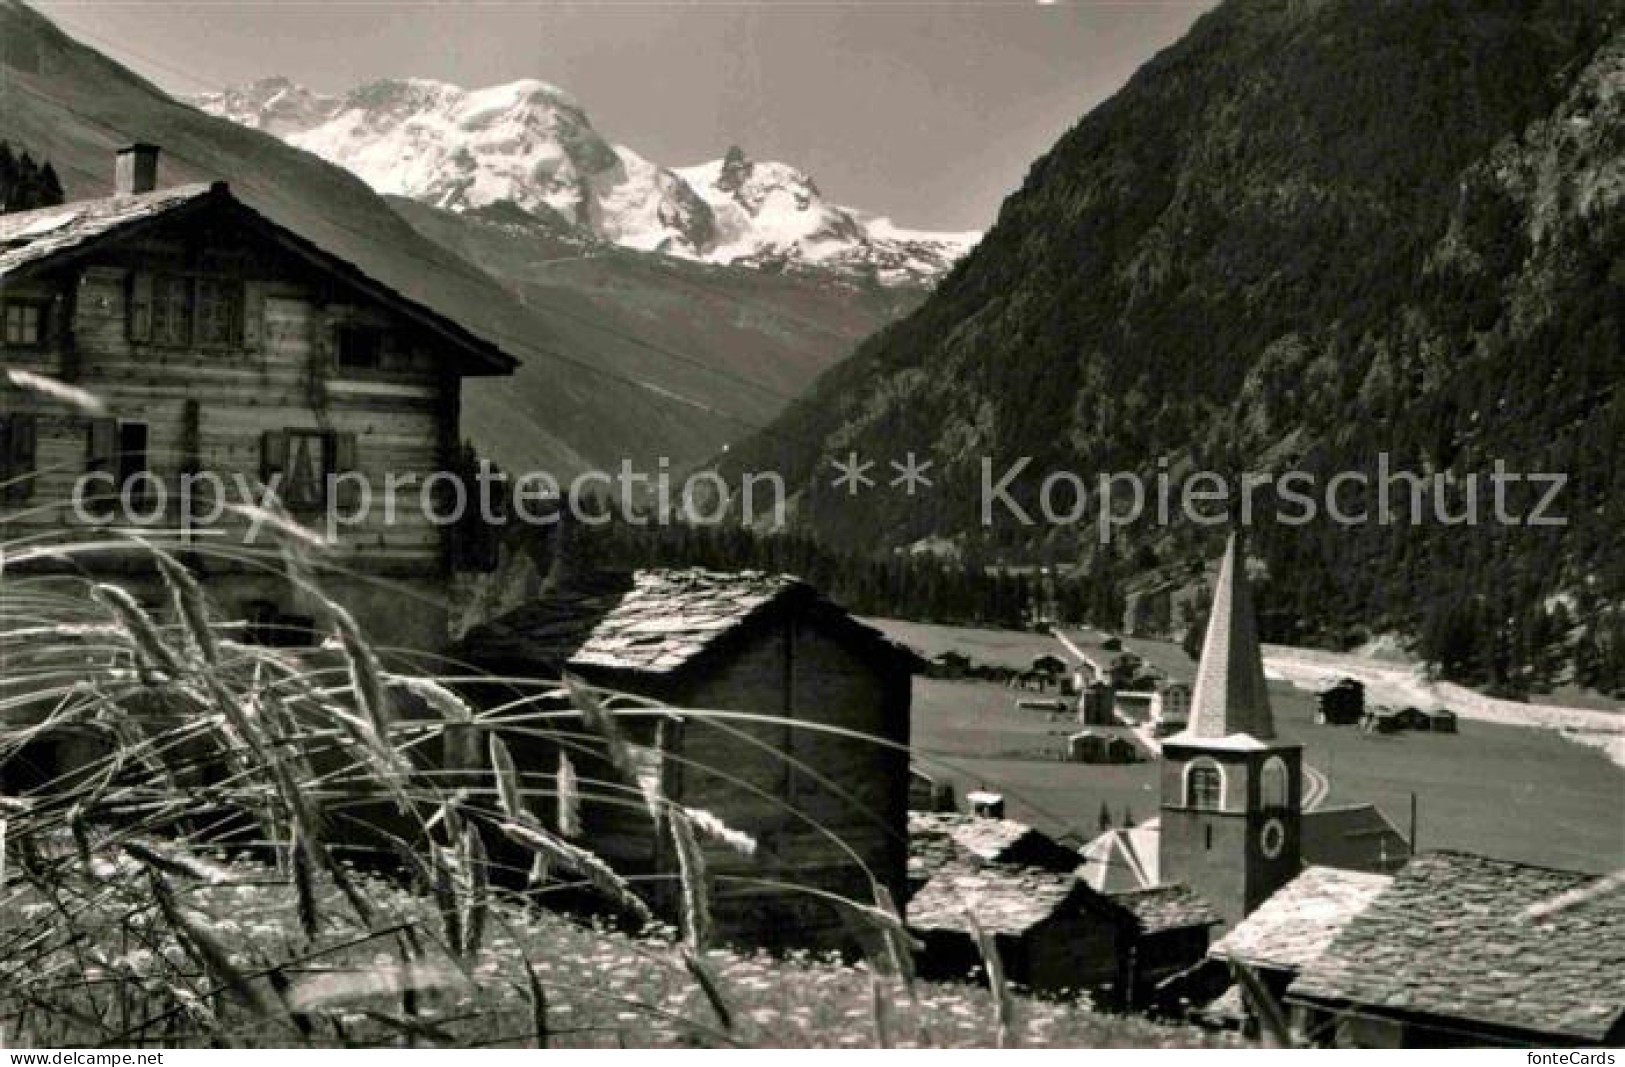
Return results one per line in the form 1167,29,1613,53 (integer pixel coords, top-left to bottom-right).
879,619,1625,872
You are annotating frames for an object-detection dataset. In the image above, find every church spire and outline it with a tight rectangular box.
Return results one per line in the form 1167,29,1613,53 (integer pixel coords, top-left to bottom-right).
1187,531,1275,740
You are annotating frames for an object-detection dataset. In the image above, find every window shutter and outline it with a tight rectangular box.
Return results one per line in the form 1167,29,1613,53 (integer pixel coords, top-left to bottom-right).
9,413,37,501
331,432,357,472
240,282,263,351
126,271,153,343
331,431,359,510
87,417,117,473
261,429,289,487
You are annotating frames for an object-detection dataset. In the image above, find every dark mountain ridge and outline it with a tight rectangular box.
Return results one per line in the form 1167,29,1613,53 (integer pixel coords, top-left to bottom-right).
723,0,1625,691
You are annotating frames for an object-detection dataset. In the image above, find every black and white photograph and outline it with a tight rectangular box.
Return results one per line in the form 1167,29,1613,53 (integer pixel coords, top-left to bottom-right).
0,0,1621,1051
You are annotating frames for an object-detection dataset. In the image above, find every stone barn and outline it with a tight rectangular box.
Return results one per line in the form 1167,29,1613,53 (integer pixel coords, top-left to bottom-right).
456,568,920,949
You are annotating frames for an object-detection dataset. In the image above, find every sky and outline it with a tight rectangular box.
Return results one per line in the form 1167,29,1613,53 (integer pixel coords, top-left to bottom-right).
32,0,1216,231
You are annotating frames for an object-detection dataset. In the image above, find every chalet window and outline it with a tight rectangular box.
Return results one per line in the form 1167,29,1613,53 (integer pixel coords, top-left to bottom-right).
194,278,240,347
1186,762,1223,810
334,325,386,372
150,275,192,346
131,273,244,349
2,300,47,348
261,428,358,513
0,413,39,503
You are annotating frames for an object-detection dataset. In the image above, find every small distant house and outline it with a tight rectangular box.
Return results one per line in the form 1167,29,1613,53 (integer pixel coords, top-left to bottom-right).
456,568,920,949
1391,706,1432,731
1363,706,1404,733
1316,678,1365,725
1108,652,1145,689
1288,852,1625,1047
1078,680,1117,726
1031,653,1069,676
967,790,1006,819
1150,681,1192,735
1068,730,1142,765
1423,707,1458,733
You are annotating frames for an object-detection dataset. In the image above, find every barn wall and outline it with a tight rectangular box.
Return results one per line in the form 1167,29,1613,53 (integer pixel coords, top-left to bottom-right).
1,205,467,653
1023,912,1124,995
675,615,909,948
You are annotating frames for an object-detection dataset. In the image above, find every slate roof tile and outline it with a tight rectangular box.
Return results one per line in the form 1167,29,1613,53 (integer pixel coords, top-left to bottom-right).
460,568,917,677
1210,866,1391,972
0,183,215,277
1111,883,1222,934
1288,851,1625,1042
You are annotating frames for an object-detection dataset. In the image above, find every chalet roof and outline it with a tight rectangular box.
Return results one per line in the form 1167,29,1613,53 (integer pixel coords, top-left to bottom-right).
0,181,516,375
1187,533,1276,741
1110,883,1220,934
1289,851,1625,1043
908,811,1080,886
1210,866,1391,973
1301,804,1411,875
460,568,919,679
907,860,1117,937
0,183,214,275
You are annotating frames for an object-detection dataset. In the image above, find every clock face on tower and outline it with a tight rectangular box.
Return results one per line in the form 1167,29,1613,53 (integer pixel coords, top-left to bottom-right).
1260,817,1286,859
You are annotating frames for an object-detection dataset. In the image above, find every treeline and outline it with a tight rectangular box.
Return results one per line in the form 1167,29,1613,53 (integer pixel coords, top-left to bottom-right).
0,141,65,213
525,511,1130,634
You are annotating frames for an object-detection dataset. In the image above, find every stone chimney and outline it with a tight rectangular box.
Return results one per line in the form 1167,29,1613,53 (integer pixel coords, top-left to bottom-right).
115,144,160,197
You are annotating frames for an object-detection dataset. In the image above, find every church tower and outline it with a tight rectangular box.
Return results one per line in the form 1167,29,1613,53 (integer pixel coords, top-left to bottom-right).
1159,532,1302,926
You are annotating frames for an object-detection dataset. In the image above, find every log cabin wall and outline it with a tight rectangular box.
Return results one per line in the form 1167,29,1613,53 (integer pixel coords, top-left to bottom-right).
0,202,464,653
673,614,910,949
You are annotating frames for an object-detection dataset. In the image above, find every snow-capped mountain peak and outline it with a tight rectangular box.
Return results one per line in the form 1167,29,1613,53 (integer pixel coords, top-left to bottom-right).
192,77,977,284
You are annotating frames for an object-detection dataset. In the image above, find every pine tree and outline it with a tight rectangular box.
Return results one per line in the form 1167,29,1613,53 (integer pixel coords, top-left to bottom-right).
36,162,63,208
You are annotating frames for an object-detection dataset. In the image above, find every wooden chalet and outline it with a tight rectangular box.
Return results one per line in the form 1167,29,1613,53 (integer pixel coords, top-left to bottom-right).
455,567,919,949
0,145,516,653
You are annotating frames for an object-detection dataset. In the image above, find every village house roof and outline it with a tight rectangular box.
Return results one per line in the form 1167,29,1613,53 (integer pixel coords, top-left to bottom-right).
907,859,1125,937
1186,533,1276,741
1210,866,1392,973
1110,883,1220,934
908,811,1081,886
1301,804,1411,874
460,568,920,679
1289,851,1625,1044
0,180,516,375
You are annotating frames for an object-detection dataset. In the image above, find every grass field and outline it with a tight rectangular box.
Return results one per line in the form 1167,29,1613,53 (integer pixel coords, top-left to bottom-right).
874,619,1625,873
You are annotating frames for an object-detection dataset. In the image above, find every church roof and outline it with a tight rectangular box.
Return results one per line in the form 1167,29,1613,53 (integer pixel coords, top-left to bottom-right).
1187,533,1276,740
